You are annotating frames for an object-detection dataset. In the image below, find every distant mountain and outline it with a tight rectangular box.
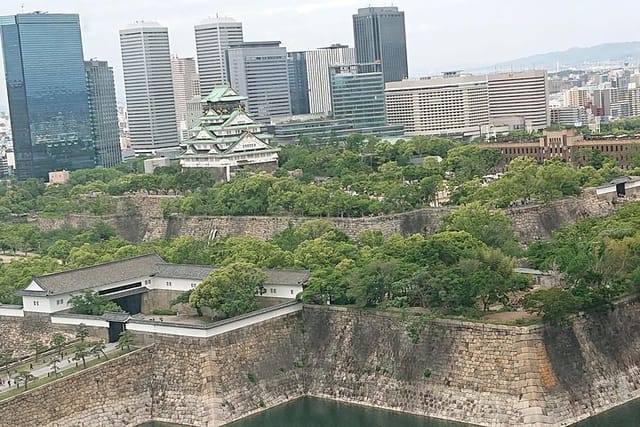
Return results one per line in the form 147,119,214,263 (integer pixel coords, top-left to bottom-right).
489,42,640,71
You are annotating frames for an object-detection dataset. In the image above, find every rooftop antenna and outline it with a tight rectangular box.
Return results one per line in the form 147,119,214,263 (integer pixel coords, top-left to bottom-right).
20,3,24,12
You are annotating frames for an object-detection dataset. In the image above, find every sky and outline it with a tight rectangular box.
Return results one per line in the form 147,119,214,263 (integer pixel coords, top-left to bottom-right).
0,0,639,109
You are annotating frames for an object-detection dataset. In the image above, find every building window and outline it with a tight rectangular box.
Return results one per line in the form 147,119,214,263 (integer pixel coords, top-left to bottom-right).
190,283,197,288
290,290,294,295
56,299,64,305
33,301,39,306
166,281,172,287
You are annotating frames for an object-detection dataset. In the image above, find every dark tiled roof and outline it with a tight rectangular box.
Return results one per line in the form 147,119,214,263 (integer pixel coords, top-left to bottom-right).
29,253,310,297
33,254,164,296
156,264,213,280
264,269,311,286
155,264,310,286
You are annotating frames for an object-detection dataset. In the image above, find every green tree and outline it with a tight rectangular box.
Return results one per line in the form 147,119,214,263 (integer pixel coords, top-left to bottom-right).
30,339,46,363
523,288,581,325
68,290,124,315
117,330,134,352
16,370,36,390
73,342,90,369
90,340,109,360
49,355,61,377
0,349,14,375
75,323,90,342
443,203,521,256
189,262,267,319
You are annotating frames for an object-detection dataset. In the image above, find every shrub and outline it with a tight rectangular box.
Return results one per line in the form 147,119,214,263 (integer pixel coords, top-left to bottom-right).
151,309,177,316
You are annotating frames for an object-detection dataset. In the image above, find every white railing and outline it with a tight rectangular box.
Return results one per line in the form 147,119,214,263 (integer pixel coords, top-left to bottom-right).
51,313,109,328
127,301,302,338
0,305,24,317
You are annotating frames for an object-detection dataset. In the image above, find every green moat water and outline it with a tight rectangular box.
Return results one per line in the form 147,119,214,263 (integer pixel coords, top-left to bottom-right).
140,396,640,427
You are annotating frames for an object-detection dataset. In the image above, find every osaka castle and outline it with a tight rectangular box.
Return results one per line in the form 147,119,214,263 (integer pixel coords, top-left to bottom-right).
179,85,280,182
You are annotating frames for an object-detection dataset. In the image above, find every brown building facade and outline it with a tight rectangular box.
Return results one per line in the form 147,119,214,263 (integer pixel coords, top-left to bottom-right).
479,129,640,169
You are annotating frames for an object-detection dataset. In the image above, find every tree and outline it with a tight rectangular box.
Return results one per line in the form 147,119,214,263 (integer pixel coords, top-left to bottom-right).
73,342,90,369
523,288,581,325
75,323,90,342
189,262,267,319
117,330,134,352
30,339,46,363
49,355,61,377
0,349,14,375
16,370,36,390
68,290,124,316
51,333,67,358
90,340,108,360
443,203,521,256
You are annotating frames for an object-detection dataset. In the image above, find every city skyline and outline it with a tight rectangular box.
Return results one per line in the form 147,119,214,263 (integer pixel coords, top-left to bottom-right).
1,0,640,110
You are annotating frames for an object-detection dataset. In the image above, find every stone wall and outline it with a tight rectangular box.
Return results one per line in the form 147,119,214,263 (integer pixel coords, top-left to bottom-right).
0,346,154,427
3,302,640,427
0,315,74,358
32,190,618,244
301,301,640,426
0,312,305,427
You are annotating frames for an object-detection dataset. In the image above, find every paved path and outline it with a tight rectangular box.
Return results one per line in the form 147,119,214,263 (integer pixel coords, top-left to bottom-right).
0,342,119,392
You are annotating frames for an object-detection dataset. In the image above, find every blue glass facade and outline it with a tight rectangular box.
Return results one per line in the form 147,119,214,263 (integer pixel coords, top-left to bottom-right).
0,13,95,180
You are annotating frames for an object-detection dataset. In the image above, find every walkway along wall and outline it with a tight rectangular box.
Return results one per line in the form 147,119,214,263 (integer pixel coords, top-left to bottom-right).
3,299,640,426
34,189,618,243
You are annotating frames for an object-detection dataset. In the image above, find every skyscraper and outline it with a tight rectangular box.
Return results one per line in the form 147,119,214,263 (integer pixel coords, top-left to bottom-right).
330,63,386,128
225,42,291,122
85,59,122,167
287,51,310,115
353,7,408,83
171,55,201,141
0,12,96,180
119,22,179,153
306,44,356,114
195,17,243,95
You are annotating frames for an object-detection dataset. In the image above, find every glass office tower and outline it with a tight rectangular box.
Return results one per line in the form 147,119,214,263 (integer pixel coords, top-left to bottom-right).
0,12,96,180
329,63,386,128
352,7,408,83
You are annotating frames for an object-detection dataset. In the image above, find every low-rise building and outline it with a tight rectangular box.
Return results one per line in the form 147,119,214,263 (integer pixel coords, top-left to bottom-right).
17,253,310,316
478,129,640,169
48,170,70,185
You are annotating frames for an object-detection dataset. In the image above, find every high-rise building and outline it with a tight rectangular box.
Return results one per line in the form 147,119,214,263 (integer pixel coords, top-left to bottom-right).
0,12,96,180
85,59,121,167
565,87,591,108
194,17,243,95
171,55,201,141
488,70,549,131
287,51,310,115
353,7,408,83
225,41,291,122
330,63,386,128
119,22,179,153
385,74,490,136
306,44,356,114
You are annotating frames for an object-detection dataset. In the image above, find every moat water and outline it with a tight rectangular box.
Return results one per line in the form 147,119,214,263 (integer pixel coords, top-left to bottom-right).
139,396,640,427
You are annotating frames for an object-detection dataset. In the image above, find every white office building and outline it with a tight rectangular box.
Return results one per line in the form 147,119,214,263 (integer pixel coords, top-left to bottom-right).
487,70,549,131
119,22,179,153
385,70,550,136
171,55,201,141
306,44,356,114
385,74,490,136
194,17,243,95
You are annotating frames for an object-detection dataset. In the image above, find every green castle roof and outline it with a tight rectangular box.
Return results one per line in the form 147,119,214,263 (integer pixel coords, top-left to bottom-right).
201,85,247,103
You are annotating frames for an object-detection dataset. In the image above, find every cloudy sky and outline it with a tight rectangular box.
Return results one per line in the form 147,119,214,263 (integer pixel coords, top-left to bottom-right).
0,0,639,109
